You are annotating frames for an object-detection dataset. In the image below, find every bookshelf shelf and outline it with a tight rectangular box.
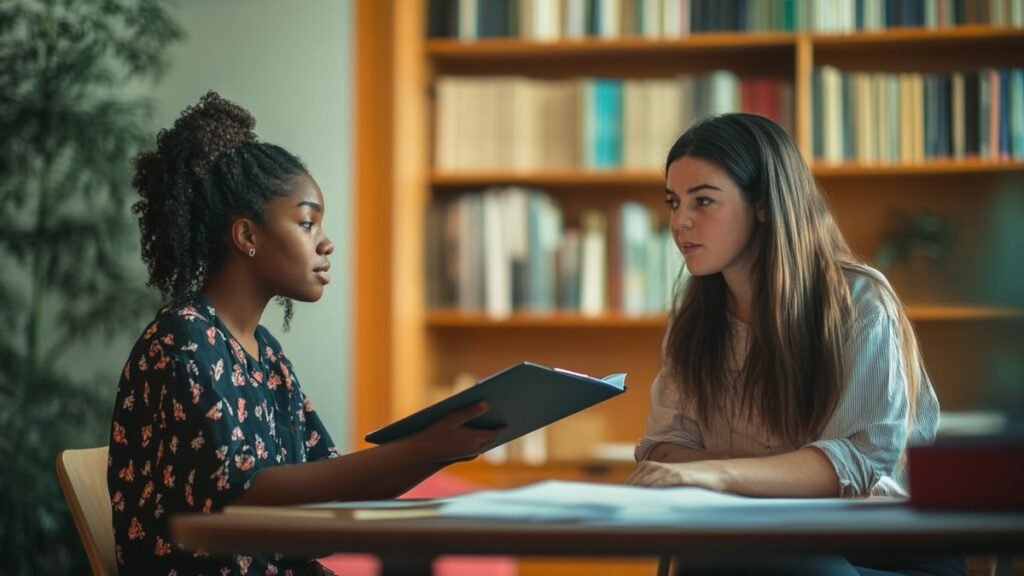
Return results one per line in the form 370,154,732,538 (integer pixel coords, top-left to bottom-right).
905,305,1024,322
427,32,797,56
430,170,664,188
427,306,1024,328
427,310,667,328
428,34,797,76
432,160,1024,188
812,160,1024,177
812,26,1024,71
810,24,1024,46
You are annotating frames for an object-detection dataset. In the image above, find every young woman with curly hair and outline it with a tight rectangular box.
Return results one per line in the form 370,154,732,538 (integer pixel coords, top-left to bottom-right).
108,91,500,576
627,114,963,575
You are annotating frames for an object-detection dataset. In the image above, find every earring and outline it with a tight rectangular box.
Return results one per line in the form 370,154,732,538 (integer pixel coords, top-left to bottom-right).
248,248,256,258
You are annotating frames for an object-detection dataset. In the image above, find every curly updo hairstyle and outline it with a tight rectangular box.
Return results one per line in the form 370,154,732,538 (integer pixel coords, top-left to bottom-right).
132,91,308,325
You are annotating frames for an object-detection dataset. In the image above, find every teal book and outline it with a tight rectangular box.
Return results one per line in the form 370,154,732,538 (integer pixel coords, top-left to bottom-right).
999,68,1010,158
365,362,627,447
782,0,796,30
594,78,623,168
1011,69,1024,160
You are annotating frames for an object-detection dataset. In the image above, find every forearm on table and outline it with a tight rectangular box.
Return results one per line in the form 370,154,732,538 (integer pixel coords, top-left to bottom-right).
717,447,840,497
233,439,438,506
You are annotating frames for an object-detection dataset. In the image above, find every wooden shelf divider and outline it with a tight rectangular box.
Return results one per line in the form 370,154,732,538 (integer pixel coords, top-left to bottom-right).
427,306,1024,328
431,160,1024,188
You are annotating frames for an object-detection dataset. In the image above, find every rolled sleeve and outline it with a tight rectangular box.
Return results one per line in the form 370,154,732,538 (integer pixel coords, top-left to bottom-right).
298,390,340,462
635,368,705,461
809,312,910,497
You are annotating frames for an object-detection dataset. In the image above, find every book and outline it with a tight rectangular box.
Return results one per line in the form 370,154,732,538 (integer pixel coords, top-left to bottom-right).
364,362,627,448
225,498,444,521
908,435,1024,510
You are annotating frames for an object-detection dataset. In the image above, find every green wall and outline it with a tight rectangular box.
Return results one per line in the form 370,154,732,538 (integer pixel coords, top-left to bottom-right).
150,0,354,447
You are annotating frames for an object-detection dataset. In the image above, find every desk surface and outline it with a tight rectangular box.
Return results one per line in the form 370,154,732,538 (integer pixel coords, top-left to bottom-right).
171,505,1024,559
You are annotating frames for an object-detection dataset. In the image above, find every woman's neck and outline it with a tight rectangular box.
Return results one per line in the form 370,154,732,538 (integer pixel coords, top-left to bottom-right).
201,262,270,356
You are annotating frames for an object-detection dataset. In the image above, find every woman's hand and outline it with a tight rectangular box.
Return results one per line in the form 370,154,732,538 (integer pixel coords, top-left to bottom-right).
624,460,730,492
400,402,505,465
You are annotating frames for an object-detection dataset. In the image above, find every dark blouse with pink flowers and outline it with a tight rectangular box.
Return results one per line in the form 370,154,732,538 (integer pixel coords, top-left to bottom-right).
108,294,339,575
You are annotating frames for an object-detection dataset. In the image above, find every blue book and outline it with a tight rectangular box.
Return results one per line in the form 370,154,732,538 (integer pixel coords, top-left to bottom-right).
364,362,627,447
999,68,1011,158
593,79,623,168
606,79,623,167
1011,69,1024,160
782,0,796,30
526,193,560,311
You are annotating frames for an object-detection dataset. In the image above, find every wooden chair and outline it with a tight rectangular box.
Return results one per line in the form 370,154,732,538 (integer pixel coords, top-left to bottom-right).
56,446,117,576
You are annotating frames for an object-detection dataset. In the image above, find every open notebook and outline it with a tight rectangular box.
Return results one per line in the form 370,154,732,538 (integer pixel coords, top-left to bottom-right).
225,498,445,521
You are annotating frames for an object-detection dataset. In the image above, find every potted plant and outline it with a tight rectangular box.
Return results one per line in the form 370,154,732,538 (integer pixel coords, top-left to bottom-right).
0,0,180,572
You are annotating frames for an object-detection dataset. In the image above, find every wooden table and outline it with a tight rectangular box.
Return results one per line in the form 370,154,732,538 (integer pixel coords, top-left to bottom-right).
171,504,1024,575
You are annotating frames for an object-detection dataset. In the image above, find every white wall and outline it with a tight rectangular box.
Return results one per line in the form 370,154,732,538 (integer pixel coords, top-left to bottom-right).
151,0,353,447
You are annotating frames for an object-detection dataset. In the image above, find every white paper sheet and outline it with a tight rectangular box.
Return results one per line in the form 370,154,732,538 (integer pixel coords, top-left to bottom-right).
440,480,900,525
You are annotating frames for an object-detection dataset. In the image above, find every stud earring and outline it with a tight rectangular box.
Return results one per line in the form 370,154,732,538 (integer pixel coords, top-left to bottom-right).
248,248,256,258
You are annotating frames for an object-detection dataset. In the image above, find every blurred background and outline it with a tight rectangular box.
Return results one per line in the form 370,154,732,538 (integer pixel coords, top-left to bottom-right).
1,0,1021,574
0,1,350,572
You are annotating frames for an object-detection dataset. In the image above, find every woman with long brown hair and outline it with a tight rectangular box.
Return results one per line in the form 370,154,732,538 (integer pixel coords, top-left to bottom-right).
628,114,962,575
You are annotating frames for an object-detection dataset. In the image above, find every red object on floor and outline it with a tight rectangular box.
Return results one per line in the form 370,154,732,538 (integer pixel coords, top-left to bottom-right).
318,472,517,576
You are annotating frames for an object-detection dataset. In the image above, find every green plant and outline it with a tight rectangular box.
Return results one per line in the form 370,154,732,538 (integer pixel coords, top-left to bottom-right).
0,0,180,572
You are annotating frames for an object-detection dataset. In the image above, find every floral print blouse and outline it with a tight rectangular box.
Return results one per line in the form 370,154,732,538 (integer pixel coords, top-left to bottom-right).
108,294,339,575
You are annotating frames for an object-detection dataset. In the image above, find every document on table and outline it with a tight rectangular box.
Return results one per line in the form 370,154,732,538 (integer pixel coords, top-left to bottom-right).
439,480,902,525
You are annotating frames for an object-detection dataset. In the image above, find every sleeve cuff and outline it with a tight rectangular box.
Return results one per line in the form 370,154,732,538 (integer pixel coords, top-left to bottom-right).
635,433,705,462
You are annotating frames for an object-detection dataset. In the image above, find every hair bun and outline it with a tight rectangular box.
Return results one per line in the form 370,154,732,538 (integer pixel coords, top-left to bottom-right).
167,90,257,177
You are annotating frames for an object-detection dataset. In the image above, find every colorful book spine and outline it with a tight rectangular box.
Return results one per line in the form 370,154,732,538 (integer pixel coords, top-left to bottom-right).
427,0,1024,41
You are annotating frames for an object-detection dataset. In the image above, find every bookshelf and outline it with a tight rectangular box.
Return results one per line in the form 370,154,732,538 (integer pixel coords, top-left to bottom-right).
354,0,1024,483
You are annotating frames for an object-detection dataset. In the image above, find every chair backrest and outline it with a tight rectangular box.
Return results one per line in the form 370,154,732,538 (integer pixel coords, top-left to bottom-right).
56,446,117,576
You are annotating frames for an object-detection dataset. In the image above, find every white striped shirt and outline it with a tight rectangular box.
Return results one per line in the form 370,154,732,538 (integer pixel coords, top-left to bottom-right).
635,265,940,497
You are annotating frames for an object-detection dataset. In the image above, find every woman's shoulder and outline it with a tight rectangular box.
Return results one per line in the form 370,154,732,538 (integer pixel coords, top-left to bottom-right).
841,263,903,323
119,296,222,386
130,296,219,354
154,297,218,335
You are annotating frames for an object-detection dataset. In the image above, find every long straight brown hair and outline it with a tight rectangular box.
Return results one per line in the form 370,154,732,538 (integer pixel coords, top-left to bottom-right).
665,113,922,448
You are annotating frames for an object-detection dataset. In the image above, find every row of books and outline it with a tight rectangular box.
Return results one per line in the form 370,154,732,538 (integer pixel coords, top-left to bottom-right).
813,67,1024,163
425,188,687,317
434,74,793,170
428,0,1024,41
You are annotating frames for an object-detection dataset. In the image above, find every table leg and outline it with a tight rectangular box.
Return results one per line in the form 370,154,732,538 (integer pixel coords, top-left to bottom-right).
994,554,1014,576
657,555,674,576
